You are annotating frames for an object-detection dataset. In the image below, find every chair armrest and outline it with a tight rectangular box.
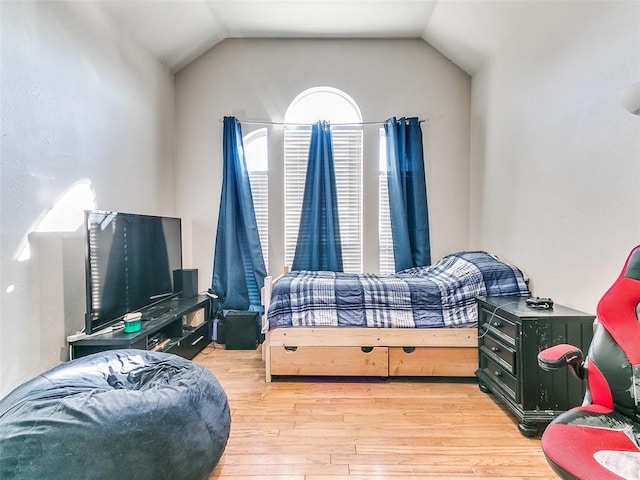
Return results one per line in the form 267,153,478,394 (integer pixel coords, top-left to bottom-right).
538,343,585,380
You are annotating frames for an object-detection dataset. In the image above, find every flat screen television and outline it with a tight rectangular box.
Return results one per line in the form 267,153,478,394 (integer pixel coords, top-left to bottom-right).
84,210,183,334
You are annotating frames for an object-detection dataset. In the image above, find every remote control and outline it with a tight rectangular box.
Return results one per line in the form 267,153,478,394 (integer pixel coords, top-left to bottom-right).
526,297,554,309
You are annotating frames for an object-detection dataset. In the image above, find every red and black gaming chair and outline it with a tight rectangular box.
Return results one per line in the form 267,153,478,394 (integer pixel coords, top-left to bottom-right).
537,245,640,480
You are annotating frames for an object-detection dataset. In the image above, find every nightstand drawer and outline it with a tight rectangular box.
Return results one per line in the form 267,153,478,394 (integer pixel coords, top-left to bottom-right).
482,355,517,401
482,314,517,345
480,334,516,374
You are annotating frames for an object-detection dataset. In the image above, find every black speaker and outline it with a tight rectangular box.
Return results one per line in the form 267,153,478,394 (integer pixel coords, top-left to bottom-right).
223,311,260,350
173,269,198,299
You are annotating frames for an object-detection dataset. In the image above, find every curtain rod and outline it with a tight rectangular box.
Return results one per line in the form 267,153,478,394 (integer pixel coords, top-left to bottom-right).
221,119,426,127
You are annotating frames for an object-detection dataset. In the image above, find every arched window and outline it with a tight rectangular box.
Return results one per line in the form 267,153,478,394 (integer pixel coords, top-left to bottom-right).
284,87,363,272
243,128,269,273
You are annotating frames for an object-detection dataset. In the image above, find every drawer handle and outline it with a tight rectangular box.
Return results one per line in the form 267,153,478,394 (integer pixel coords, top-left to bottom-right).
191,335,204,346
284,346,298,352
491,346,500,353
361,346,374,353
494,371,502,378
402,347,416,354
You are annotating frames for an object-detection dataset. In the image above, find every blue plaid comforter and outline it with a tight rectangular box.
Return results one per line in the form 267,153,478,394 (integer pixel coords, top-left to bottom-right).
266,251,529,330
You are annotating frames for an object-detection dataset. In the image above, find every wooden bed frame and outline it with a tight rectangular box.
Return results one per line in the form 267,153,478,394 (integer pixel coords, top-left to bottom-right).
261,275,478,382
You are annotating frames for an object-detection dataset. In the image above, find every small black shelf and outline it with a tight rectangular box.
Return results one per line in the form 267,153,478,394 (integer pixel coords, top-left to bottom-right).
70,296,212,360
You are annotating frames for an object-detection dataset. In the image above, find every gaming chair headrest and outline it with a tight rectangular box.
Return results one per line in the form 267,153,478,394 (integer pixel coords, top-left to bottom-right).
624,246,640,281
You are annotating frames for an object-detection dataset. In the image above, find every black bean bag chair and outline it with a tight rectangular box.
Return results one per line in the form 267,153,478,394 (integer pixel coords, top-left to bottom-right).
0,349,230,480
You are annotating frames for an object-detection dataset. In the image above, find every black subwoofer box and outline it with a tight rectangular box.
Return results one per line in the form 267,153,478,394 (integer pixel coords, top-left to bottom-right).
173,269,198,299
223,311,260,350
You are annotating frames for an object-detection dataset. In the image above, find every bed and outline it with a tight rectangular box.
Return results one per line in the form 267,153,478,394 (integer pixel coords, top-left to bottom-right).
261,251,530,381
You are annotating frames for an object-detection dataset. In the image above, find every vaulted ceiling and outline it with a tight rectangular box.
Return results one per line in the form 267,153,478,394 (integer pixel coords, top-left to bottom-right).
98,0,569,74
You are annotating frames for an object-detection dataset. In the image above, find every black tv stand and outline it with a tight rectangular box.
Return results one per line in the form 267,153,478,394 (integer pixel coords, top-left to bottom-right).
143,304,171,320
70,296,211,360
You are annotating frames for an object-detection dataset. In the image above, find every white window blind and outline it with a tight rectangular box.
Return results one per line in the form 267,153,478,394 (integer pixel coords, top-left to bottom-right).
332,127,363,273
244,129,269,273
284,128,311,271
284,126,363,273
378,128,394,274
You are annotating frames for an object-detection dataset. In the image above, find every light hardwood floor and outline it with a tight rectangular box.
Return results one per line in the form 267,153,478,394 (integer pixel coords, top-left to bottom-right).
194,344,558,480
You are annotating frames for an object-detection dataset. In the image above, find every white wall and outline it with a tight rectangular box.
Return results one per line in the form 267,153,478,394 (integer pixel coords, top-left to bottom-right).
175,38,471,289
0,2,175,397
470,1,640,314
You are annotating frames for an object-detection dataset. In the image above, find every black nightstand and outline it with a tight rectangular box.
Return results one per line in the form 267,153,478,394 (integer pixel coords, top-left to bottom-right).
476,296,595,437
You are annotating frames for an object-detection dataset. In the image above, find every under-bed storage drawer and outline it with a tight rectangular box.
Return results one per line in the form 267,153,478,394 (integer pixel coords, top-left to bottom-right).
270,346,389,376
388,347,477,376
